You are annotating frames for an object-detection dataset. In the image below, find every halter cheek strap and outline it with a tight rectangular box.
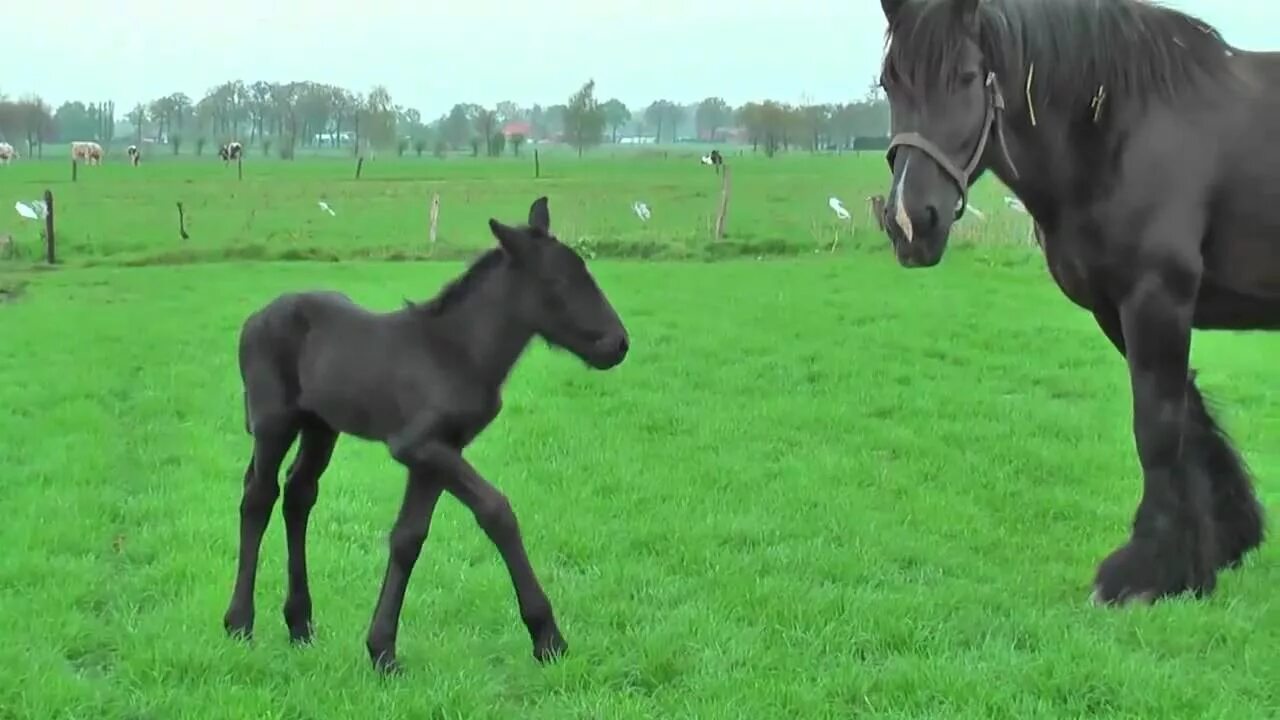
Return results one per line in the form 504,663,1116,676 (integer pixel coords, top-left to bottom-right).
885,72,1020,220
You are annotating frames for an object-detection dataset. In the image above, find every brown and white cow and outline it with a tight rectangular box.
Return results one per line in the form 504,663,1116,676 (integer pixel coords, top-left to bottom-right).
71,141,104,165
218,141,243,163
0,143,15,165
126,145,141,166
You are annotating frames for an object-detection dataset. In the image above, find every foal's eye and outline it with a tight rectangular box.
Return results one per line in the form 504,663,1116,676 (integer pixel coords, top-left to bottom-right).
959,71,980,86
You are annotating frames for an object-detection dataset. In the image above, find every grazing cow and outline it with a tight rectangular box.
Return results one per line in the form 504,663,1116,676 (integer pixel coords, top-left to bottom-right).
127,145,141,166
218,141,243,163
699,149,725,174
71,141,104,165
0,143,14,165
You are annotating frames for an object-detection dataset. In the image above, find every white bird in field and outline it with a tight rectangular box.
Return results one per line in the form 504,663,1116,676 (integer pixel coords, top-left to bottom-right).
632,201,651,221
1004,195,1028,213
828,197,851,220
14,201,39,220
317,200,336,216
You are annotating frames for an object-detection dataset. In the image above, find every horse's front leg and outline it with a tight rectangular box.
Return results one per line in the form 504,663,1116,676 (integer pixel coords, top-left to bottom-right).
1092,271,1218,605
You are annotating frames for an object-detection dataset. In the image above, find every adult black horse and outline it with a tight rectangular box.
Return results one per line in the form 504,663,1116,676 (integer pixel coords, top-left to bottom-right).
876,0,1278,606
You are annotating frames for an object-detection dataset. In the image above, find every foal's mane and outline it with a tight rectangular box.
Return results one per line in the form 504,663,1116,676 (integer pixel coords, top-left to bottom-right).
882,0,1236,117
407,247,510,316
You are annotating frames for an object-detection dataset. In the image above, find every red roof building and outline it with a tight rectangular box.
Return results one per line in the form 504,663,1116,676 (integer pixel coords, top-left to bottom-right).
502,121,532,138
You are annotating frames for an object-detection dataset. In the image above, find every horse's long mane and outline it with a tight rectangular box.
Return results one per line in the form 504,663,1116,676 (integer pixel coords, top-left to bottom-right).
407,247,509,316
882,0,1237,117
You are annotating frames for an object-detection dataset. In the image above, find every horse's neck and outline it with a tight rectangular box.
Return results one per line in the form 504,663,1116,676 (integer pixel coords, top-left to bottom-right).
989,117,1071,222
436,274,535,386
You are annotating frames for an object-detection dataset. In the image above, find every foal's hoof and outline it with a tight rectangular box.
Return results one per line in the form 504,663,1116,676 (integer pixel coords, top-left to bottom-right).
223,611,254,641
287,623,315,646
1090,538,1214,607
368,645,404,675
284,602,314,645
532,626,568,664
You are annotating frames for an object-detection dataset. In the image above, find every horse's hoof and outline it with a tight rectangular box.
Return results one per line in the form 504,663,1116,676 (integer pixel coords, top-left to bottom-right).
532,626,568,664
1091,538,1213,606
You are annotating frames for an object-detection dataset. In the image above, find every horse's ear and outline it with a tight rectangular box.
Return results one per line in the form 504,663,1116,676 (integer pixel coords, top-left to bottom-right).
489,218,532,259
528,196,551,233
881,0,907,22
953,0,980,28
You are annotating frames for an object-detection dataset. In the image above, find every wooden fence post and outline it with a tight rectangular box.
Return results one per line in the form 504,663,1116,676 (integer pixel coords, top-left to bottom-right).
429,192,440,249
355,156,364,179
534,149,540,179
237,156,243,180
43,190,55,264
71,160,77,182
714,165,732,240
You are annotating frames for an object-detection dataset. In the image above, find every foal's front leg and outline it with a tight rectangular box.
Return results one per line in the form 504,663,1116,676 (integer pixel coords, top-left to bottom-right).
1092,272,1218,605
365,469,444,673
375,436,566,671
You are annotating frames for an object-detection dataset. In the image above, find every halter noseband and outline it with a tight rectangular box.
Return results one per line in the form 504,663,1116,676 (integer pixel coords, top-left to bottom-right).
885,71,1019,220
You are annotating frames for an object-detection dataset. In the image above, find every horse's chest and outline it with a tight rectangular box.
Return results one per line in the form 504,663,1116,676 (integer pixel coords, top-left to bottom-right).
1043,236,1101,311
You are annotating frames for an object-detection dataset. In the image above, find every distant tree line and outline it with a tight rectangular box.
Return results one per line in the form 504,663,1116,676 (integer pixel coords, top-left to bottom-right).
0,78,889,159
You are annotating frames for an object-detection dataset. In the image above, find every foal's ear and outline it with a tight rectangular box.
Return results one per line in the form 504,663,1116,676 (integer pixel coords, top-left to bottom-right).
528,196,551,234
489,218,533,260
881,0,907,22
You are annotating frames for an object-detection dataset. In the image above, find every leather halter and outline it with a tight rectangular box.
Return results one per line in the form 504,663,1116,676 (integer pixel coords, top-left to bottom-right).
885,71,1019,221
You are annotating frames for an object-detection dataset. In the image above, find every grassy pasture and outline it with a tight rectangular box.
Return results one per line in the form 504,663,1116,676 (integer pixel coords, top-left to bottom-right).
0,153,1278,718
0,149,1036,265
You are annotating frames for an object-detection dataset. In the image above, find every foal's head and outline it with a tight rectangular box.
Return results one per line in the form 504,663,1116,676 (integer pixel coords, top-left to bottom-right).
489,196,629,370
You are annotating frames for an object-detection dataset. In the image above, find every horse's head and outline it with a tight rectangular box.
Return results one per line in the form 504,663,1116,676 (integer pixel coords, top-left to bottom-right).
488,197,629,370
879,0,1002,268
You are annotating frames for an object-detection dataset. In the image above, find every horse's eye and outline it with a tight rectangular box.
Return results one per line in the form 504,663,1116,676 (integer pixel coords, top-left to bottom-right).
960,71,980,86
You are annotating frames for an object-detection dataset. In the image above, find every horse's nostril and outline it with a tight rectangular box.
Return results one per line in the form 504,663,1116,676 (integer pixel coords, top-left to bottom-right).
615,336,629,355
924,204,940,230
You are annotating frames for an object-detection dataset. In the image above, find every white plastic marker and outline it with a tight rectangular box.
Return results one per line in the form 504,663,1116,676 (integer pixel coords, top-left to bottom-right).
1003,195,1038,243
632,201,651,221
14,201,39,220
317,200,336,216
964,203,985,220
828,197,851,220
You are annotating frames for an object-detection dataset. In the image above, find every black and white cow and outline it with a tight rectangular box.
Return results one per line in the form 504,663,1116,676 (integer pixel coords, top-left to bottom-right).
699,148,724,174
218,141,243,163
0,142,15,165
126,145,141,166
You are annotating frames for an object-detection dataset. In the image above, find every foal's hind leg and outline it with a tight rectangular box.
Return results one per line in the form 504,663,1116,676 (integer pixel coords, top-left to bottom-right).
281,415,339,644
224,413,299,639
1182,374,1265,571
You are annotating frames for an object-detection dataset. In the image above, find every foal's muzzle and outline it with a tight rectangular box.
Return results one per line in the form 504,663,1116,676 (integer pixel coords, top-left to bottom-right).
587,332,629,369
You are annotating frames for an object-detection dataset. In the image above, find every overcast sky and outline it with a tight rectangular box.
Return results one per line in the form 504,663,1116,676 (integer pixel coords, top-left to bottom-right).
5,0,1272,118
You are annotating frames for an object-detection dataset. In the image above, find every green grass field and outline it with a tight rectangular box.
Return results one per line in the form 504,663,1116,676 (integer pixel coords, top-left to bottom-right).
1,152,1278,718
